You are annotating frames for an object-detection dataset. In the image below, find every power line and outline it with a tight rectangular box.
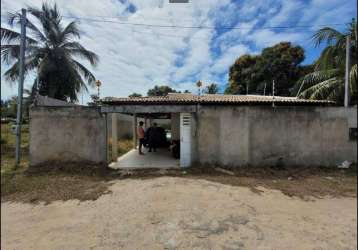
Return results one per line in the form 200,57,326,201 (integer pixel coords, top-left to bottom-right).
0,8,346,26
1,9,349,32
61,15,347,31
108,25,295,45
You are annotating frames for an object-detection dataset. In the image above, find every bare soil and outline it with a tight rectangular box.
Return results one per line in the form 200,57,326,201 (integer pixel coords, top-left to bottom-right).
2,165,357,204
2,176,357,250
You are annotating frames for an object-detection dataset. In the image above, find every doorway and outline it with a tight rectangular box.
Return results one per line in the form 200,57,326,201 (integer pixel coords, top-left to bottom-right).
108,112,192,169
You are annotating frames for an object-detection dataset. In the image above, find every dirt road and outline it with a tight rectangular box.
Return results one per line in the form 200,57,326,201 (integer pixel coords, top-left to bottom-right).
2,177,357,249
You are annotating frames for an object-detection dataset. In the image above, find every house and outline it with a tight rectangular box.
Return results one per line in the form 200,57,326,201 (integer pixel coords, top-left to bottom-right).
29,93,357,168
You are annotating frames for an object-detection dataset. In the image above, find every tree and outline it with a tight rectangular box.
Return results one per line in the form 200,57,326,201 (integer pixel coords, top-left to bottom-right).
203,83,219,94
293,20,357,104
129,93,142,97
225,42,308,96
226,55,258,94
1,96,18,118
147,85,177,96
1,3,99,102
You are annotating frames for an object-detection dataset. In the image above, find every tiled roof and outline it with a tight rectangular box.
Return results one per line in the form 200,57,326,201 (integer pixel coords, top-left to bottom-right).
101,93,334,105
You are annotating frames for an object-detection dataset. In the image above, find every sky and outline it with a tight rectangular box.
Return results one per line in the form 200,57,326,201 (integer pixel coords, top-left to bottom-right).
1,0,357,104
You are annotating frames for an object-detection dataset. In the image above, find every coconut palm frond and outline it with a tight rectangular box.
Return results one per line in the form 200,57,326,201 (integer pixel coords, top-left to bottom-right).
315,46,340,71
350,64,358,93
62,42,99,65
298,77,341,100
1,44,41,64
70,59,96,87
312,27,343,47
3,54,41,82
294,69,340,96
60,21,80,42
1,44,20,64
0,27,38,44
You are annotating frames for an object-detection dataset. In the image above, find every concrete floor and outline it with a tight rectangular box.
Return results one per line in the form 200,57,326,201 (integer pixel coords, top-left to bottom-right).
109,148,180,169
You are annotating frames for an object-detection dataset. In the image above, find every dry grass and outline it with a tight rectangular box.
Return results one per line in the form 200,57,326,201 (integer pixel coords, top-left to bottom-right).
1,169,114,204
187,165,357,199
1,123,116,204
1,123,29,173
108,138,133,157
1,123,356,203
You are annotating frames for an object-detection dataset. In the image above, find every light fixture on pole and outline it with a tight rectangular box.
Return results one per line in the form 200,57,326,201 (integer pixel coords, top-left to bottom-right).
196,80,202,96
95,80,102,99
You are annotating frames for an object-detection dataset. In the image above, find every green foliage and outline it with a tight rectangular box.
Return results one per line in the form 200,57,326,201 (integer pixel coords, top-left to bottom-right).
226,42,308,96
147,85,178,96
203,83,219,94
1,96,17,118
0,138,7,145
1,123,29,174
1,3,99,102
129,93,142,97
294,20,357,104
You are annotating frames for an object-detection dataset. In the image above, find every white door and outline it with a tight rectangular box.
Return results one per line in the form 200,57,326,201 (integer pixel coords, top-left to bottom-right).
180,113,192,167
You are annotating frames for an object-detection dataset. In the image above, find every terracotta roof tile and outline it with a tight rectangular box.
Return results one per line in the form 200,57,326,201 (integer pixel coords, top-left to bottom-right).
101,93,334,105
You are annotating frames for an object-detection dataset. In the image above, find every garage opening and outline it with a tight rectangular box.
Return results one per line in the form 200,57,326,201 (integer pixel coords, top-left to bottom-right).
107,112,191,169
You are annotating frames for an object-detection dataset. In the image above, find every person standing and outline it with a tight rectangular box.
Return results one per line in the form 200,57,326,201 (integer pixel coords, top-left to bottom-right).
148,122,159,152
137,121,145,155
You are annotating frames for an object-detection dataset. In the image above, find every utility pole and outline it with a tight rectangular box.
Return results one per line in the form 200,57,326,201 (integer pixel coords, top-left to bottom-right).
263,82,266,96
15,8,26,167
272,80,275,107
344,35,351,107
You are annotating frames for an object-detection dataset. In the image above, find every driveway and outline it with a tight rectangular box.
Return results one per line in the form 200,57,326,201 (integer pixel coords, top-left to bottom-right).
1,177,357,250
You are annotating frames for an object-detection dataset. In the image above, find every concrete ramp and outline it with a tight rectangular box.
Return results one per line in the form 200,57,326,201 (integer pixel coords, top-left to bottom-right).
109,148,179,169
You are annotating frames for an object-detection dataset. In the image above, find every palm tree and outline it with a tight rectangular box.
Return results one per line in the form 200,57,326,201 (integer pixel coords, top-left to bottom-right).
294,20,357,105
1,3,99,102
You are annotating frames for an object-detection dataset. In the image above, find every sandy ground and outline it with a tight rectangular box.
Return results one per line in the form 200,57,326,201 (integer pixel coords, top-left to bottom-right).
1,177,357,250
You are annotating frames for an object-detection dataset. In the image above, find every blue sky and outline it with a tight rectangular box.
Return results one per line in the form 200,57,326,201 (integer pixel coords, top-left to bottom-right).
1,0,357,103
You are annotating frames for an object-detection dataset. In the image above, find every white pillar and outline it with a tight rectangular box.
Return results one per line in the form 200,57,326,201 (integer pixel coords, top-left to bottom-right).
111,113,118,161
180,113,192,167
133,113,137,149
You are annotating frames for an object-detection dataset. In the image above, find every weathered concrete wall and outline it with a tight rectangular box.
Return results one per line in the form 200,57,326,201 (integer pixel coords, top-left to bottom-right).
29,106,107,167
107,113,134,139
196,106,357,167
171,113,180,140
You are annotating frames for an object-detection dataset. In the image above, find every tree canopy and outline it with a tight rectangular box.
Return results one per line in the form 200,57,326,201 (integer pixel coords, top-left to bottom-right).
129,93,142,97
225,42,309,96
147,85,178,96
203,83,219,94
1,3,99,102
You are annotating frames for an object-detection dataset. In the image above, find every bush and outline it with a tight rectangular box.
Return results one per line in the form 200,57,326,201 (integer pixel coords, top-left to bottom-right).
0,138,7,144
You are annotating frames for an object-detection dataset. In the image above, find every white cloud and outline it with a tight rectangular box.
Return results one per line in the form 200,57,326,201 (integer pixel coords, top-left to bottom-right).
1,0,356,101
211,44,251,74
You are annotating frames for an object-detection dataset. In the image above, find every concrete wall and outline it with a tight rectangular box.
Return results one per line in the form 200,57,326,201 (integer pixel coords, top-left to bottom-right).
29,106,107,167
171,113,180,140
196,106,357,167
107,113,134,139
